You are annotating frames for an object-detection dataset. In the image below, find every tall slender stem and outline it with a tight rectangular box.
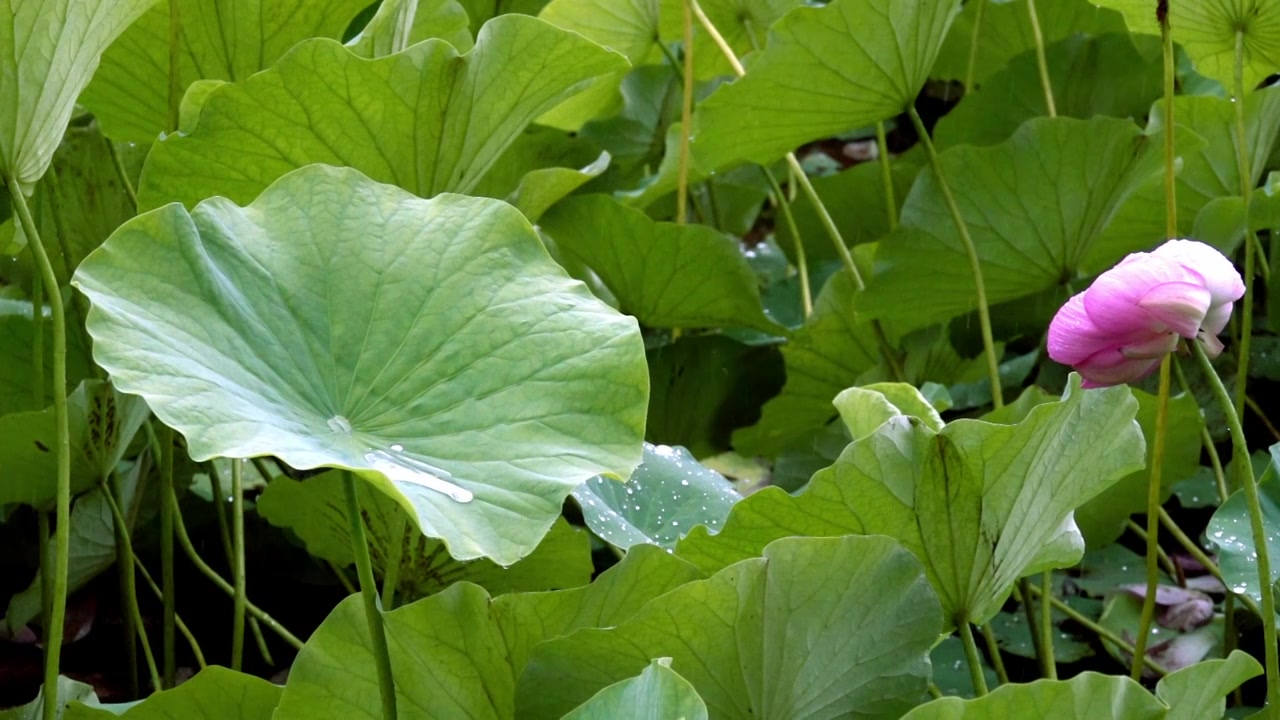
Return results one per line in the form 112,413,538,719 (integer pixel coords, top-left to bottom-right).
230,460,247,670
875,122,897,231
1192,340,1279,710
135,560,207,668
108,479,140,695
167,0,182,134
1025,0,1056,117
343,473,398,720
100,477,162,691
381,512,407,611
676,0,696,224
1016,577,1045,664
8,177,71,720
906,106,1003,407
1232,31,1257,416
106,140,138,212
169,491,304,649
978,622,1009,685
957,622,989,696
1157,507,1263,616
761,167,812,318
1040,571,1056,678
158,425,175,687
1160,6,1178,239
1126,519,1177,579
964,0,986,91
1131,355,1171,680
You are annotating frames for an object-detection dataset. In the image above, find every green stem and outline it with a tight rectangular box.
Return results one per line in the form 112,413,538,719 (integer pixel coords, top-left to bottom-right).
1173,356,1229,501
1192,339,1279,709
964,0,986,90
1161,7,1177,239
36,510,52,655
675,0,695,224
135,560,206,669
876,122,897,231
31,268,44,406
1157,507,1262,615
785,154,861,283
99,476,162,691
1232,30,1256,417
249,618,274,667
167,0,182,134
979,622,1009,685
8,177,71,720
1025,0,1056,117
957,622,989,696
1023,581,1171,676
1131,355,1171,681
1016,578,1045,666
761,167,812,318
1040,571,1056,679
329,560,358,595
230,460,247,671
343,473,398,720
1126,518,1177,580
906,106,1002,407
105,139,138,212
382,512,407,611
159,424,176,687
169,490,304,649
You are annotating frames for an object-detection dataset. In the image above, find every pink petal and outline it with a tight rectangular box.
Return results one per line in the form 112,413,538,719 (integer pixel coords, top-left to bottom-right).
1048,293,1115,365
1152,240,1245,305
1136,281,1211,338
1201,301,1233,337
1075,348,1162,388
1119,331,1179,359
1084,255,1201,336
1197,331,1225,358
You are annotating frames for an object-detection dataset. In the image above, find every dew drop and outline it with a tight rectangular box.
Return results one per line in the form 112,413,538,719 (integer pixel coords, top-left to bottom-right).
328,415,353,434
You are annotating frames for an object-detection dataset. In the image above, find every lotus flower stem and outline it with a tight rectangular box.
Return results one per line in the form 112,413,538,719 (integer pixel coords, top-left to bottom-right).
343,472,398,720
675,0,695,225
876,122,897,231
1130,355,1171,680
978,622,1009,685
1015,577,1045,669
382,512,408,611
1173,356,1229,502
99,475,163,691
1022,581,1171,676
761,167,812,318
7,175,72,720
1025,0,1056,118
168,490,304,649
957,621,989,696
964,0,985,91
906,106,1003,407
231,460,247,671
1232,30,1257,417
208,462,274,665
1192,339,1279,709
1040,571,1056,678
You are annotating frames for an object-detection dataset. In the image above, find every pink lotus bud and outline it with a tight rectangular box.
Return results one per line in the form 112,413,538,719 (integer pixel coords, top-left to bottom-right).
1047,240,1244,388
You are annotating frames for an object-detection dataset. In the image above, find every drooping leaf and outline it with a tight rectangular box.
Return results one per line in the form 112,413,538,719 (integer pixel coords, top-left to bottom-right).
257,471,593,600
562,658,709,720
1092,0,1280,92
1207,444,1280,614
692,0,962,169
136,15,629,210
65,666,281,720
861,116,1163,333
345,0,474,58
73,165,648,565
79,0,372,143
518,535,941,720
538,195,780,332
1075,388,1203,548
935,33,1163,150
933,0,1126,85
684,377,1146,627
0,380,150,509
1157,651,1264,720
571,443,741,550
0,0,157,190
901,673,1167,720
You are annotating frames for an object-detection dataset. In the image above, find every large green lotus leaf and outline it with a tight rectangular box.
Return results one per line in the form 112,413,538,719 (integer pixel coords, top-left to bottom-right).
518,535,940,720
861,116,1163,333
0,379,150,509
932,0,1126,85
683,378,1145,627
691,0,962,169
277,546,705,719
65,666,281,720
136,15,628,210
935,33,1163,150
571,443,741,550
563,659,708,720
1207,444,1280,613
900,673,1167,720
0,677,99,720
346,0,474,58
539,195,780,332
1093,0,1280,92
465,125,611,222
731,269,882,458
1157,651,1263,720
579,65,679,191
78,0,370,143
72,165,648,565
539,0,661,65
1075,388,1203,548
0,298,94,416
1097,85,1280,263
656,0,800,80
0,0,157,190
257,471,592,600
6,460,144,629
